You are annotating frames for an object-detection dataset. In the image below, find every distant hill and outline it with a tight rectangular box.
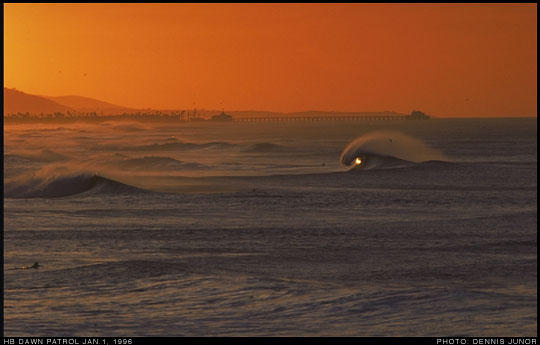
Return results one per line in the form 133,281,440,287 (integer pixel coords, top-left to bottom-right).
45,95,136,115
4,87,408,119
4,88,73,115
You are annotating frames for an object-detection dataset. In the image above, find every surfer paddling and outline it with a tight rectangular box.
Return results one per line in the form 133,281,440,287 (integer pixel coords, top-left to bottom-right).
9,262,40,270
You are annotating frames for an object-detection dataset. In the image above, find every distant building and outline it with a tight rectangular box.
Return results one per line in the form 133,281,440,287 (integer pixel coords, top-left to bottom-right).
406,110,430,120
210,111,233,122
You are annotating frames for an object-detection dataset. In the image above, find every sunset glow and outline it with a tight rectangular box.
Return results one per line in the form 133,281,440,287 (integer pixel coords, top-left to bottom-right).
4,3,538,337
4,3,537,117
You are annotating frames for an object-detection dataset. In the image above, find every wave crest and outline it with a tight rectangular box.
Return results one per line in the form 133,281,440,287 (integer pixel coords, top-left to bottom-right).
95,141,236,152
244,143,286,153
108,156,208,171
340,131,446,170
6,149,69,163
5,173,145,198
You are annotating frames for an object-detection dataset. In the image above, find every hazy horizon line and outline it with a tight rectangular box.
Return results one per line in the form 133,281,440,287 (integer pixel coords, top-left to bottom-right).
4,87,537,118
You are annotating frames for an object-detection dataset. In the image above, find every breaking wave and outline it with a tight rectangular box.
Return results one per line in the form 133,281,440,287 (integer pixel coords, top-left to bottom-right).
340,131,446,170
4,173,146,198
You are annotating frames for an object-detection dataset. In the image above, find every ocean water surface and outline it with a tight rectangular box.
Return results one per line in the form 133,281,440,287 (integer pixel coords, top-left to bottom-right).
3,118,537,336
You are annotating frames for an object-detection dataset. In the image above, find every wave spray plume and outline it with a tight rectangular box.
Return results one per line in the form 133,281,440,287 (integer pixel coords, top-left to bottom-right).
340,131,446,170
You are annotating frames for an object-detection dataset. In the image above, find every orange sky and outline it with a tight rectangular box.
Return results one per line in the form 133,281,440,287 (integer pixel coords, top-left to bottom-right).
4,3,537,117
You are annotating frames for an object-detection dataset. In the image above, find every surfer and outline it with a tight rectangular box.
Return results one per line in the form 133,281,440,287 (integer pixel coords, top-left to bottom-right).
9,262,40,270
26,262,40,269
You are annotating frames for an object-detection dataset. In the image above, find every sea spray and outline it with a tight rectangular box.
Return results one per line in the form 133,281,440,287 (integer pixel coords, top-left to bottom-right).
4,172,146,198
340,131,446,168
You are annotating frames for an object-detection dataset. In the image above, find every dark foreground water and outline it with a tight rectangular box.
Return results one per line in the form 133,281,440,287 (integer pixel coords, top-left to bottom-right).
4,118,537,336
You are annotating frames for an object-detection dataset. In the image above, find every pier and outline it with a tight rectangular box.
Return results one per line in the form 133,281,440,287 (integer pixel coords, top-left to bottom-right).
233,115,407,122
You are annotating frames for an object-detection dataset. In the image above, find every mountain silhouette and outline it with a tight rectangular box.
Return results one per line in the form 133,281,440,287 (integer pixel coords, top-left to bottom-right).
45,95,136,115
4,88,73,114
4,88,139,116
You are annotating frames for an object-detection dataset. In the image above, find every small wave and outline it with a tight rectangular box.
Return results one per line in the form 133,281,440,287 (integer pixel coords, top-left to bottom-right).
37,127,72,132
100,122,148,131
94,141,236,152
5,149,70,163
131,141,235,151
4,173,146,198
244,143,287,153
18,132,45,138
108,156,208,171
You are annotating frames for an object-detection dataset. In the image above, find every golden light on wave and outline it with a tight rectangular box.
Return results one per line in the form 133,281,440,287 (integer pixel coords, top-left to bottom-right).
354,157,362,165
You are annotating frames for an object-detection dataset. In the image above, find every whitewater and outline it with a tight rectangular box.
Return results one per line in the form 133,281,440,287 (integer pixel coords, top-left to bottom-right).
3,118,537,336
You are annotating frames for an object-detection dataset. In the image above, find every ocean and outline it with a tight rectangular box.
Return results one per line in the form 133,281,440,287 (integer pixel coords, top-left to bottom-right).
3,117,537,336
